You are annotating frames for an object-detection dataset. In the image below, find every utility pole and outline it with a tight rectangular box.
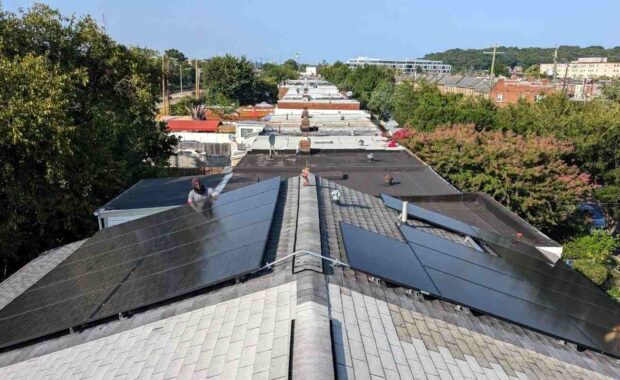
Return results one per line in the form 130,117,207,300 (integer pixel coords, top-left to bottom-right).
552,44,559,85
562,64,570,94
161,56,168,116
483,44,505,80
179,61,183,93
194,59,200,99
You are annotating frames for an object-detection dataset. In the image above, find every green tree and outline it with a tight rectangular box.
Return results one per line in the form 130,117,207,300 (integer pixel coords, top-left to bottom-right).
318,61,350,88
493,62,510,77
563,230,619,287
202,55,276,105
342,65,394,108
395,125,592,237
368,80,395,121
0,55,82,274
602,80,620,103
164,49,190,92
283,58,298,71
392,81,461,131
0,5,177,277
164,48,186,62
524,64,542,78
424,45,620,72
260,62,298,85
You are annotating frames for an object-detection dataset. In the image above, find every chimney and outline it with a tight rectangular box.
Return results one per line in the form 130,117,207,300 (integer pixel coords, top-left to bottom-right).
401,201,408,223
299,137,311,154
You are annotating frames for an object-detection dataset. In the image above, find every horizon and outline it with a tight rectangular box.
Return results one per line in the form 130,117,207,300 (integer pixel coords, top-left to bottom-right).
4,0,620,63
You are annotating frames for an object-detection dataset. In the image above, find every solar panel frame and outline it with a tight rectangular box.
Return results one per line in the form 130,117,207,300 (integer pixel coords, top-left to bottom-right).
0,177,281,350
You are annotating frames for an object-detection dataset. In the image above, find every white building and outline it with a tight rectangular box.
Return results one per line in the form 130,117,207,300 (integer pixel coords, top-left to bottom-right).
540,57,620,79
346,57,452,75
304,66,317,76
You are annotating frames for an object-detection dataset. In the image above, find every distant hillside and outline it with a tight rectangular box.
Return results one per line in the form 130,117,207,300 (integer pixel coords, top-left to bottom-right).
423,46,620,72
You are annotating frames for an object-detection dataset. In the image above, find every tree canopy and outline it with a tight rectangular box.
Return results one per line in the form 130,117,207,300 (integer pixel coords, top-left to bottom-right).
424,45,620,72
201,55,277,106
260,62,298,85
0,5,177,277
319,62,394,108
396,125,592,237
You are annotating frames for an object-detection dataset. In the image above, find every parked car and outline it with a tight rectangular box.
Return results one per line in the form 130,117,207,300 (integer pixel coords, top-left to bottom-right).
579,203,607,229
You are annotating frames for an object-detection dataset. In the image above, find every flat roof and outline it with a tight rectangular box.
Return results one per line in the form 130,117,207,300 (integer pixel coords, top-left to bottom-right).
232,150,458,196
248,135,401,151
399,193,559,247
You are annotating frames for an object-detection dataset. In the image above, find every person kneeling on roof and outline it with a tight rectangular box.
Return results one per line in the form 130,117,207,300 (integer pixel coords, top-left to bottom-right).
188,177,219,212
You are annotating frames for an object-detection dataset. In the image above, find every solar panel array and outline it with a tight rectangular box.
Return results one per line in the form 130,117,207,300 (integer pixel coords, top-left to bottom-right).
0,177,281,350
381,194,558,264
340,221,620,357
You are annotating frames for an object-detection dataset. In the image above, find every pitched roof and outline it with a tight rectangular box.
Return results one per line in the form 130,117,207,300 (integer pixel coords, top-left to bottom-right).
97,174,226,212
1,176,619,379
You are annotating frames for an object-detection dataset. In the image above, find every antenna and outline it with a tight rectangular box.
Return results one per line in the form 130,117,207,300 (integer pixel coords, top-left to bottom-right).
483,44,505,80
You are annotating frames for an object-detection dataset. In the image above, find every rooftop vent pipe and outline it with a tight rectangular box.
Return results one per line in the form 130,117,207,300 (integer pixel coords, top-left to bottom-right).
401,201,408,223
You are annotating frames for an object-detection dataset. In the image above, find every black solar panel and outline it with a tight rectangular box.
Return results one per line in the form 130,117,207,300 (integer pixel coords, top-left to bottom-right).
338,219,620,357
339,222,439,296
381,194,554,264
402,224,620,356
100,174,225,211
0,177,281,349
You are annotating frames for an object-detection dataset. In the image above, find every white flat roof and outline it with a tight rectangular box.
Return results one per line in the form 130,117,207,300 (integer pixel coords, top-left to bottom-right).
249,135,402,151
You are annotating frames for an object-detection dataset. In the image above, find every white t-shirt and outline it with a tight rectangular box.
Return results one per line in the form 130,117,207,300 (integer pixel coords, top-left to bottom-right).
187,187,214,205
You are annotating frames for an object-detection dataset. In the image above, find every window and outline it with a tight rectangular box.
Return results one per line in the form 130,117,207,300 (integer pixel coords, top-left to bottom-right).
496,93,503,102
203,143,231,157
239,128,254,138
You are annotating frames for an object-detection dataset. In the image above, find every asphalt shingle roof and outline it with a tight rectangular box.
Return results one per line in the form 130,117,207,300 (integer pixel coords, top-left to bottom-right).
1,175,619,379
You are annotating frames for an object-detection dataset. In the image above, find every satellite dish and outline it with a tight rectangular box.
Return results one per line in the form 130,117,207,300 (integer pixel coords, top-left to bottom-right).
346,91,353,97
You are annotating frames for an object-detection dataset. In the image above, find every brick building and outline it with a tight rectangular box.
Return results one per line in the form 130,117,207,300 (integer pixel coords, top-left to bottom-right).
490,79,557,106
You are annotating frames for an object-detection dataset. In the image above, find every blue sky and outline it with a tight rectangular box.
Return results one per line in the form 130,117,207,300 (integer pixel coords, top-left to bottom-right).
5,0,620,63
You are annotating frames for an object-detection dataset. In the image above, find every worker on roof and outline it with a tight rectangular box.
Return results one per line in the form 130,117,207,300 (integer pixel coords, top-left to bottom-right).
188,177,218,212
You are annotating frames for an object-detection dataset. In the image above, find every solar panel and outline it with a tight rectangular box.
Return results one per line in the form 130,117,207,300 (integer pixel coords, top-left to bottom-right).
339,218,620,357
400,225,620,357
0,177,281,349
339,222,439,296
381,194,553,264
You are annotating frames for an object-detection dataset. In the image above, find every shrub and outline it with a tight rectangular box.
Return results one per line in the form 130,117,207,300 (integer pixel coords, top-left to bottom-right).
563,230,618,265
572,260,610,286
608,287,620,303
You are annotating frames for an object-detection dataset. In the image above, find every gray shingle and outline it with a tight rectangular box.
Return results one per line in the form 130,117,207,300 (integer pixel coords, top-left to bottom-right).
0,240,86,310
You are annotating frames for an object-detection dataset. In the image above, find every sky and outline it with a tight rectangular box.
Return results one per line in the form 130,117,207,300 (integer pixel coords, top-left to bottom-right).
4,0,620,63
